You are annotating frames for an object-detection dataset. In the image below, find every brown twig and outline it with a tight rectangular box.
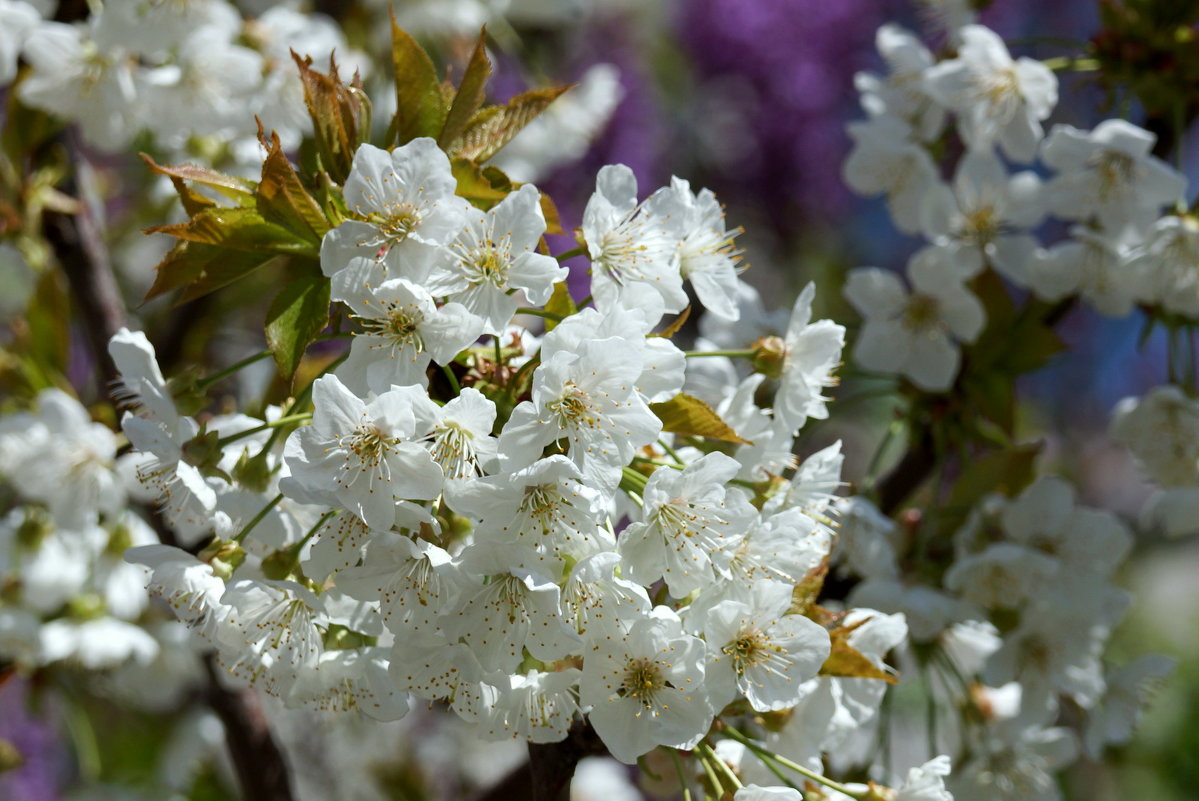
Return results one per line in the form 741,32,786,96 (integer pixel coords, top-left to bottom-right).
43,127,296,801
42,130,126,397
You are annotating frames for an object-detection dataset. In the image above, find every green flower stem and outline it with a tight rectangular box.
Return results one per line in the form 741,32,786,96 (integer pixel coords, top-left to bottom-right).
1041,55,1099,71
298,509,337,549
699,742,743,790
670,750,694,801
197,350,273,389
197,332,352,390
741,744,803,793
555,246,585,262
619,466,649,496
515,307,564,321
442,363,461,395
696,748,725,798
658,438,685,465
232,492,285,543
216,413,312,448
722,726,865,799
684,349,754,359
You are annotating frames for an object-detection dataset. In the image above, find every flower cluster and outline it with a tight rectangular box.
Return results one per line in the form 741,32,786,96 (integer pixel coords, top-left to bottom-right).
99,136,889,771
844,23,1186,391
0,4,1186,800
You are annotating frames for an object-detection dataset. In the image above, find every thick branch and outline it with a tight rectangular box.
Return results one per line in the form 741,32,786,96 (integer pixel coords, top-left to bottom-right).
42,132,126,396
876,426,936,516
43,130,296,801
474,721,608,801
203,657,295,801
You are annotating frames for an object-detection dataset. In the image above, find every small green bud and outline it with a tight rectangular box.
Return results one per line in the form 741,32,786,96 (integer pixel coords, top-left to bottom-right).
232,447,275,494
261,546,301,581
104,522,134,558
750,335,787,380
15,508,51,551
199,539,246,580
66,593,106,621
323,624,376,650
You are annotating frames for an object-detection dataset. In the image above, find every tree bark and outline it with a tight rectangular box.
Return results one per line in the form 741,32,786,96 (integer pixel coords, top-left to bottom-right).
43,129,296,801
474,721,608,801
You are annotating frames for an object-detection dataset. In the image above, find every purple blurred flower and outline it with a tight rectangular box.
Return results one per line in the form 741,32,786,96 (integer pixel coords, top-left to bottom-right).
0,678,63,801
676,0,894,231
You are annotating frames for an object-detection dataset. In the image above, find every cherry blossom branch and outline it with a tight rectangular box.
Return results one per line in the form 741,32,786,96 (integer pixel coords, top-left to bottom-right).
42,133,297,801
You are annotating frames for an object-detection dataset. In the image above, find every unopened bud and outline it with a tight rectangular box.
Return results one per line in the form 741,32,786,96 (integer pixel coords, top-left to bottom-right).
751,335,787,380
232,448,275,494
261,546,300,581
15,509,51,551
862,782,897,801
199,539,246,580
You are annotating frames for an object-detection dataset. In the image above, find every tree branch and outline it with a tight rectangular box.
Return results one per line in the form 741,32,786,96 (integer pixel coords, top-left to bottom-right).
876,425,936,516
473,721,608,801
202,657,295,801
43,129,296,801
42,131,125,397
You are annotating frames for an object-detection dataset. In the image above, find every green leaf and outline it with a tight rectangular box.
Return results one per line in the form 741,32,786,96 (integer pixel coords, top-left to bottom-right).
144,241,276,304
256,132,329,246
146,207,315,256
543,281,575,331
649,393,751,445
292,52,372,184
439,28,491,148
939,442,1041,535
448,85,572,162
390,17,448,144
451,158,510,204
265,274,331,380
967,272,1066,377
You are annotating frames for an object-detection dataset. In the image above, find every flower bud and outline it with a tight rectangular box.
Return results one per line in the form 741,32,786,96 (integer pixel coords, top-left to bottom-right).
198,539,246,580
751,335,787,380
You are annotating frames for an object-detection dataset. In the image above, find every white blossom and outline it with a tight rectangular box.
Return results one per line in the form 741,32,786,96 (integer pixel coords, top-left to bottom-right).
580,608,713,764
923,25,1057,163
845,253,984,392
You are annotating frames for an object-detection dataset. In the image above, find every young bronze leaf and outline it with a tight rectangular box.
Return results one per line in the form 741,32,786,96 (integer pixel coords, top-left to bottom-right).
292,52,371,184
265,274,331,380
649,393,752,445
147,207,315,256
140,154,257,206
654,306,692,339
145,241,276,304
819,617,899,685
790,558,829,617
539,191,565,236
256,132,329,246
390,16,448,144
439,28,491,148
449,85,572,162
